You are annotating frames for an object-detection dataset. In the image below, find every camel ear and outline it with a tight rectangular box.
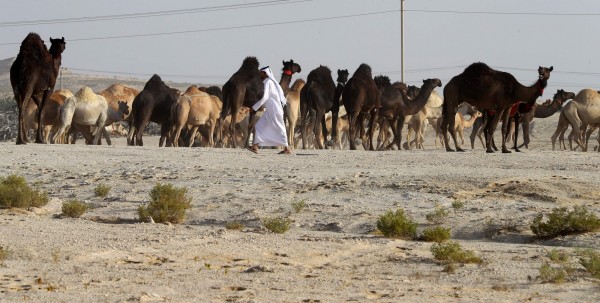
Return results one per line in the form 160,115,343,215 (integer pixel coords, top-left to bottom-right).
282,60,285,65
61,37,65,42
423,79,426,84
549,66,553,71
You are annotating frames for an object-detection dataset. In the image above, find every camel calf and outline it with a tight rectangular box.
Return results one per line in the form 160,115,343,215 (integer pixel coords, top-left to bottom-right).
171,86,220,147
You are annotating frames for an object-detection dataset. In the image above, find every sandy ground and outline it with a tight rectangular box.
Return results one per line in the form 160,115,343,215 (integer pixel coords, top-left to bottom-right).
1,114,599,302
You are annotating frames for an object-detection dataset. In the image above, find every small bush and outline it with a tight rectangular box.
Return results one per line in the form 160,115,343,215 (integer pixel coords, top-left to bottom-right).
547,249,569,264
0,174,48,209
376,209,417,239
61,200,89,218
225,221,244,230
138,183,192,224
425,204,449,224
530,206,600,238
0,246,8,265
579,250,600,279
431,241,482,264
539,262,567,283
451,200,465,210
291,199,307,213
263,217,291,234
94,184,111,198
422,226,451,243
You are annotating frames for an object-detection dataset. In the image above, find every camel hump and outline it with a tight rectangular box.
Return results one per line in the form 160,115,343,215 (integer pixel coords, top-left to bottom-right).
462,62,493,77
426,91,443,107
574,89,600,104
74,87,98,102
290,79,306,91
19,33,50,62
55,89,74,98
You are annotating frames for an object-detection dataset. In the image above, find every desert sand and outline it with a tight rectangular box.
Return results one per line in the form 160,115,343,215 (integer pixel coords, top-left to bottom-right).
0,114,599,303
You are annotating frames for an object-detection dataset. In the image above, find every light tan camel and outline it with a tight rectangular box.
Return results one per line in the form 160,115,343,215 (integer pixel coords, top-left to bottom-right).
438,111,482,148
24,89,73,143
53,87,111,145
170,86,220,147
552,89,600,151
284,79,305,148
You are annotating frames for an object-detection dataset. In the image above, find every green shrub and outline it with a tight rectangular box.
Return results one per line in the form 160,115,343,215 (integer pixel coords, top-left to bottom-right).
431,241,482,264
0,174,48,209
547,249,569,264
291,199,307,213
0,246,8,265
451,200,465,210
579,250,600,279
425,204,449,224
94,184,111,198
539,262,567,283
263,217,291,234
61,200,89,218
225,221,244,230
422,226,451,243
530,206,600,238
376,209,417,239
138,183,192,224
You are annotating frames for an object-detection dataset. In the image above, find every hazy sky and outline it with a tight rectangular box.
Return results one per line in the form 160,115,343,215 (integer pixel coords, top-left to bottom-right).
1,0,598,100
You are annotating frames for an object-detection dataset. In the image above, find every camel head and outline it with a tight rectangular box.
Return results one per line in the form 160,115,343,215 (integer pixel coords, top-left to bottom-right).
393,82,408,93
373,75,391,90
472,110,483,118
537,66,553,81
422,78,443,89
336,69,349,84
406,85,419,98
553,89,575,107
117,100,130,120
282,59,301,75
49,37,66,55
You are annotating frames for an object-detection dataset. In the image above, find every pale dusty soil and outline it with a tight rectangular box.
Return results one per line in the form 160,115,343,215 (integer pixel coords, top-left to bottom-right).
1,114,600,303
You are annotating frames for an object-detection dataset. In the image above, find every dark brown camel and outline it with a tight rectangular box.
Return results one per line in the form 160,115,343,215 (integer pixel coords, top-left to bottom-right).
299,65,337,149
375,76,442,150
129,74,180,146
219,56,264,148
442,62,552,153
517,89,574,149
10,33,66,144
470,89,572,151
342,64,380,150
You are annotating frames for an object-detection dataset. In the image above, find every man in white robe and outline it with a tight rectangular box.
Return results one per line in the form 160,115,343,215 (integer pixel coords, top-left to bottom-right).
246,66,292,154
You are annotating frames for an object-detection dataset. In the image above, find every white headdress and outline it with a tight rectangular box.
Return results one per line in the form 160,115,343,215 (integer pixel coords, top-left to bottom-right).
260,66,287,106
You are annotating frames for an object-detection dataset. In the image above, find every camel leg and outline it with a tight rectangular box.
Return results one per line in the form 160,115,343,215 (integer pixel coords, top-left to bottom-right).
376,118,387,151
330,111,339,150
34,90,51,144
15,87,36,145
171,123,184,147
102,128,112,146
441,105,459,152
484,111,501,153
470,117,482,149
499,109,512,153
513,113,521,152
314,110,324,149
245,111,256,148
188,126,200,147
367,110,378,151
299,99,309,149
519,118,530,149
347,112,358,150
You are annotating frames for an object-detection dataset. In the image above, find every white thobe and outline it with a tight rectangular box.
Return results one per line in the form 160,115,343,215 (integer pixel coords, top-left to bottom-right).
252,79,288,147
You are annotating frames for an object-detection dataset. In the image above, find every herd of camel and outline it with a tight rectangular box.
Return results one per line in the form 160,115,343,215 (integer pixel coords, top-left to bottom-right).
8,33,600,152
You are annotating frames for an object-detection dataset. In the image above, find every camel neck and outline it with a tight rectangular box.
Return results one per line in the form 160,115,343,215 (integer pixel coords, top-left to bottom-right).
534,100,561,118
279,73,292,94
